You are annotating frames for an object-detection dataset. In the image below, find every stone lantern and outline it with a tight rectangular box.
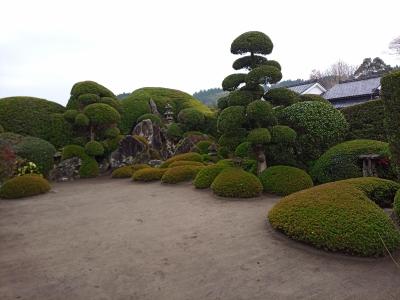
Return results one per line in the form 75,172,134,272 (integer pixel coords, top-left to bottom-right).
164,103,174,124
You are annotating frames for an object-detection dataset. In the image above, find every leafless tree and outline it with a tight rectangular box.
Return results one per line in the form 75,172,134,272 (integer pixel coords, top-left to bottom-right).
310,60,356,88
389,36,400,56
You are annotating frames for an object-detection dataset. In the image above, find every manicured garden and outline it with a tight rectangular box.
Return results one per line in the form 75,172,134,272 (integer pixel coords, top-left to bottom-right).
2,31,400,262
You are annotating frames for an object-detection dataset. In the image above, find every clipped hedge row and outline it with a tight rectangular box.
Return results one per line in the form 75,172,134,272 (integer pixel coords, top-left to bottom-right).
193,164,225,189
268,177,400,257
0,175,51,199
132,168,167,182
259,166,313,196
160,152,203,168
168,161,204,168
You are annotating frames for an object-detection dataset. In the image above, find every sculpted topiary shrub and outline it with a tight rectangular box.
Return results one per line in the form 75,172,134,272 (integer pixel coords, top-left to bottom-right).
279,101,348,165
259,165,313,196
299,94,330,104
310,139,390,184
62,145,86,160
0,140,16,182
178,108,205,131
0,96,72,147
84,141,104,157
264,88,300,107
211,167,262,198
168,161,204,168
79,157,99,178
161,165,203,184
0,175,51,199
193,164,225,189
132,168,167,182
160,152,203,168
268,177,400,256
111,166,134,178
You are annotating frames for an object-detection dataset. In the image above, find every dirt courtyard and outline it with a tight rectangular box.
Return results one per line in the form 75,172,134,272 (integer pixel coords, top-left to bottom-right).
0,178,399,300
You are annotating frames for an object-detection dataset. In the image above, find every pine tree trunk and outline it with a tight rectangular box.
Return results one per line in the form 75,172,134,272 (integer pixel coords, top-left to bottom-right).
255,145,267,175
90,126,95,141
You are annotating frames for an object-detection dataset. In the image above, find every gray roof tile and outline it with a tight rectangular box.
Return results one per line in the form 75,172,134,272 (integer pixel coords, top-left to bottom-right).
323,77,381,100
287,83,315,94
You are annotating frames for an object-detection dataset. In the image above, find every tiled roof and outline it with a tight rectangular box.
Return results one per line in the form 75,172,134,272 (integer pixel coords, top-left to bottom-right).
323,77,381,100
287,83,316,94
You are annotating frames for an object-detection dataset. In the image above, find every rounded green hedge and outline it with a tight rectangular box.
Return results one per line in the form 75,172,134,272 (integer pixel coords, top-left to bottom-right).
79,157,99,178
193,164,225,189
268,177,400,256
227,90,259,107
62,145,86,160
78,93,100,106
235,141,252,158
168,161,204,168
230,31,273,55
132,168,167,182
279,101,348,163
0,175,51,199
74,113,90,127
105,127,120,139
247,128,271,145
195,140,213,154
259,166,313,196
0,134,56,176
217,106,245,133
310,139,390,184
0,96,72,148
178,108,205,130
246,100,276,127
67,81,116,109
264,88,300,107
161,165,203,184
222,74,247,91
211,167,262,198
83,103,120,125
112,166,134,178
137,113,162,125
85,141,104,156
160,152,203,168
270,125,297,145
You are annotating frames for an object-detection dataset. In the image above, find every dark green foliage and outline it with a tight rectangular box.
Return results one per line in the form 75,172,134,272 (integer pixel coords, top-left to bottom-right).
71,137,87,146
263,60,281,70
264,88,300,107
246,100,276,127
311,139,391,184
259,166,313,195
394,190,400,219
166,123,183,140
63,109,79,122
193,164,225,189
0,140,16,182
178,108,205,130
247,128,271,145
83,103,120,125
299,94,330,104
105,127,120,139
218,129,247,151
0,175,51,199
195,140,213,154
120,98,150,134
85,141,104,156
0,96,72,148
132,167,167,181
68,81,116,109
78,93,100,106
382,71,400,179
168,161,204,168
217,106,245,133
235,142,252,158
211,167,263,198
137,113,162,125
232,55,267,70
217,96,229,110
341,99,386,141
99,97,122,112
222,74,247,91
265,143,298,167
271,125,297,144
160,152,203,168
161,165,203,184
280,101,348,164
268,178,400,256
102,135,123,154
0,124,4,133
79,157,99,178
231,31,273,55
217,146,229,158
74,113,89,127
246,65,282,86
12,136,56,175
61,145,86,160
227,90,259,107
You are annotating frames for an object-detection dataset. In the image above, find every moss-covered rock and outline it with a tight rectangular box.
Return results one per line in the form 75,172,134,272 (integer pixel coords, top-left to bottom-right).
211,167,262,198
0,175,51,199
259,165,313,195
268,177,400,256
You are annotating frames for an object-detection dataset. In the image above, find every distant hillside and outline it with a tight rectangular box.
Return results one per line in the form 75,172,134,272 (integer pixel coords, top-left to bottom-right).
269,78,306,89
193,88,228,107
117,92,130,100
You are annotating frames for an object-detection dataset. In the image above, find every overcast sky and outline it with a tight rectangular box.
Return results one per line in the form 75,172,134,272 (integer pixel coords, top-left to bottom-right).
1,0,399,105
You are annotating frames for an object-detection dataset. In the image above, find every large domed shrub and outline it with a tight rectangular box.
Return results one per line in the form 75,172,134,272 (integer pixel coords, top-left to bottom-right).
211,167,262,198
279,101,348,164
160,152,203,168
83,103,120,125
246,100,276,127
67,81,116,109
79,157,99,178
0,96,72,147
120,87,213,134
161,165,203,184
310,139,390,184
0,175,51,199
84,141,104,156
264,88,300,107
193,164,225,189
132,168,167,182
178,108,205,131
268,177,400,256
259,166,313,196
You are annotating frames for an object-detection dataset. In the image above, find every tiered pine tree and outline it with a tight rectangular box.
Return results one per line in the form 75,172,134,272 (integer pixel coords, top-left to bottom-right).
217,31,288,174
